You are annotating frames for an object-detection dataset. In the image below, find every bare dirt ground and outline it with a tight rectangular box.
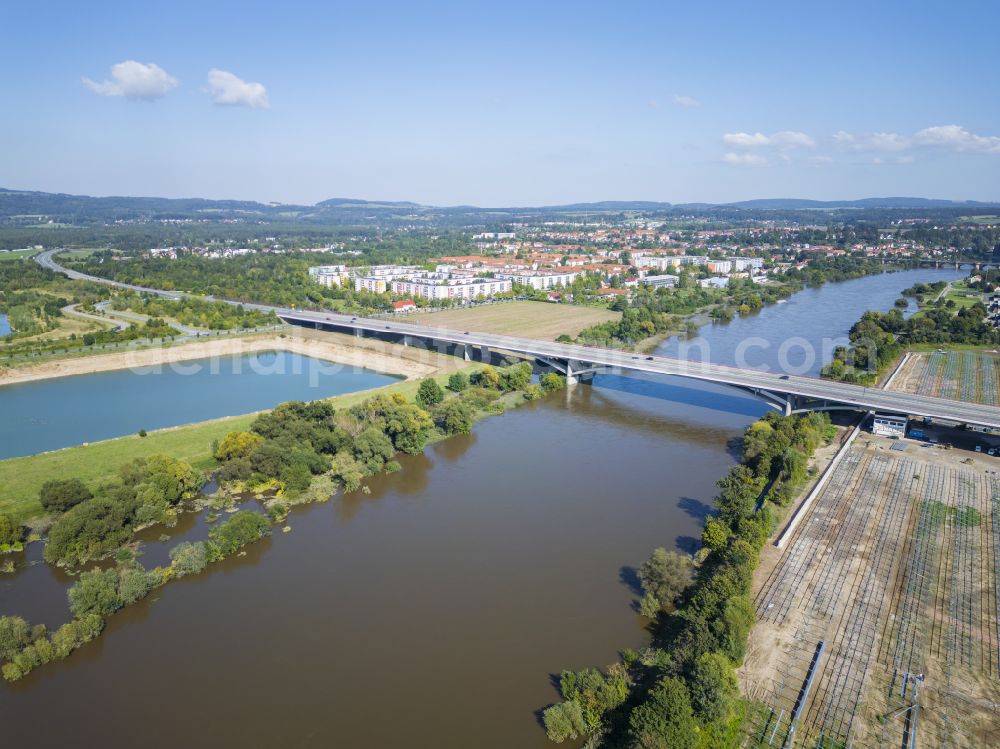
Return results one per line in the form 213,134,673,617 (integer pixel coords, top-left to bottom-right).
0,327,464,386
742,435,1000,748
407,301,620,339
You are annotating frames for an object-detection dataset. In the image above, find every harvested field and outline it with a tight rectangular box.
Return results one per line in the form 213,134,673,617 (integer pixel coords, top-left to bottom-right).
742,437,1000,748
890,351,1000,407
406,301,619,339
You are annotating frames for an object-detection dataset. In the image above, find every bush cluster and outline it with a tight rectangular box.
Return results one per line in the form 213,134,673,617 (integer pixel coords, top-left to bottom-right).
43,455,200,566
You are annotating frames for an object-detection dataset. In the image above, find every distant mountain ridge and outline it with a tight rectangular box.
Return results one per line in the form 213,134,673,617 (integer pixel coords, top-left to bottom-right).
1,187,997,226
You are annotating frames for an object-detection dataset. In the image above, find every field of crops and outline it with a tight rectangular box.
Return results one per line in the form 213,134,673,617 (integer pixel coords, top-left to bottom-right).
893,351,1000,407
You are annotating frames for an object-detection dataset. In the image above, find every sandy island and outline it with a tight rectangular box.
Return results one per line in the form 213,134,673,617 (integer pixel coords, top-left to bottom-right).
0,328,461,386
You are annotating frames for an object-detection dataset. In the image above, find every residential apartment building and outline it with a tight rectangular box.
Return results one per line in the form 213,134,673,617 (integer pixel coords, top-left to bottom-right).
308,264,350,288
390,277,512,301
495,271,579,290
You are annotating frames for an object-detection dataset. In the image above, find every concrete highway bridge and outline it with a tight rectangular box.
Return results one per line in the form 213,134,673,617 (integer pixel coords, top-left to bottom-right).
36,249,1000,431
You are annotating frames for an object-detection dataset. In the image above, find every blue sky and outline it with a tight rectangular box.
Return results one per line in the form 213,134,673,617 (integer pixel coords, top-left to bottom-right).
1,0,998,205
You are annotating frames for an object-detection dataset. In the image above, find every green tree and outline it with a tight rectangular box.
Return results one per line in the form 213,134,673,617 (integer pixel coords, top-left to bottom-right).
0,512,24,547
206,511,271,559
639,548,694,613
701,517,731,553
39,478,93,513
169,541,209,577
628,677,697,749
416,377,445,408
540,372,565,392
214,430,265,461
687,652,739,723
0,616,31,661
437,399,474,434
447,371,469,392
68,567,121,617
542,700,587,743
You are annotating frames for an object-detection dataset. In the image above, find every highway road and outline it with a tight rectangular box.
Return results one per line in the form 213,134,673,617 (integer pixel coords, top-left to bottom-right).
36,249,1000,430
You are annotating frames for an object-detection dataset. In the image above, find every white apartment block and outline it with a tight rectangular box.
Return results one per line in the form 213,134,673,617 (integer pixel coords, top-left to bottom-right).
308,264,349,288
391,277,512,301
495,271,579,290
726,257,764,271
707,260,734,274
635,274,679,289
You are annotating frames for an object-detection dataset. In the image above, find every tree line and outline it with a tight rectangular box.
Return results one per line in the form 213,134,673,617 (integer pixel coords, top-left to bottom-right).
542,412,835,748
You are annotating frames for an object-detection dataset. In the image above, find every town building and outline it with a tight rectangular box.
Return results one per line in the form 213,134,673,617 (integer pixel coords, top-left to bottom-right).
390,277,512,301
872,413,908,438
628,274,679,289
308,264,349,288
495,271,579,290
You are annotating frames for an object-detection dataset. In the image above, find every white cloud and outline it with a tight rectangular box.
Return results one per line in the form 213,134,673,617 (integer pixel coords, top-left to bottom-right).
896,155,916,164
808,155,833,165
835,125,1000,155
912,125,1000,153
722,132,771,148
723,152,768,166
672,94,702,109
205,69,270,109
722,130,814,150
833,130,909,152
82,60,178,100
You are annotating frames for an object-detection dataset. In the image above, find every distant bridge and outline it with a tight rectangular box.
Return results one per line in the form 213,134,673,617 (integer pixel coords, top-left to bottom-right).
36,249,1000,430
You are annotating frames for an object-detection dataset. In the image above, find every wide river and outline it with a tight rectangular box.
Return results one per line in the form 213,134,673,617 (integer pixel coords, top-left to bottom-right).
0,269,962,748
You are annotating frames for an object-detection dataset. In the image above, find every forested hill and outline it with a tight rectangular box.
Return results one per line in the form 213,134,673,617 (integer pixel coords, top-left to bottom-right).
1,187,999,228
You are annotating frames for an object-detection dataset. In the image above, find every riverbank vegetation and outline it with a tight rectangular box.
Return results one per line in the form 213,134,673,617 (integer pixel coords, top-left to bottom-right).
573,256,889,349
822,301,999,384
0,359,564,682
541,411,835,748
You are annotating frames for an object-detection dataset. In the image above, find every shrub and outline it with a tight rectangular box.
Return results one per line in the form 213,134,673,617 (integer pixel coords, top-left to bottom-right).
206,511,271,559
68,568,121,617
415,378,445,408
447,371,469,392
169,541,209,576
540,372,566,392
214,430,265,461
701,517,731,553
628,677,697,748
352,427,395,473
471,366,501,389
543,700,587,743
39,478,93,513
116,563,153,606
436,399,474,434
687,652,739,723
523,384,544,400
281,462,313,494
639,548,694,614
330,451,365,493
0,615,31,661
44,495,138,566
0,512,24,547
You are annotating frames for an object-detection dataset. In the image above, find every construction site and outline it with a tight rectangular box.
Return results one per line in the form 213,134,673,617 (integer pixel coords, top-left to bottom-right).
741,431,1000,748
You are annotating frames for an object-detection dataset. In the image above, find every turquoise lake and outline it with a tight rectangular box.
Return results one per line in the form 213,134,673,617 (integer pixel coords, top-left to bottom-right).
0,350,400,459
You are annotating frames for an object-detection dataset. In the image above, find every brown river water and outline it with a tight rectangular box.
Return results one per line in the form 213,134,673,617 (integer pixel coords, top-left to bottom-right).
0,377,759,748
